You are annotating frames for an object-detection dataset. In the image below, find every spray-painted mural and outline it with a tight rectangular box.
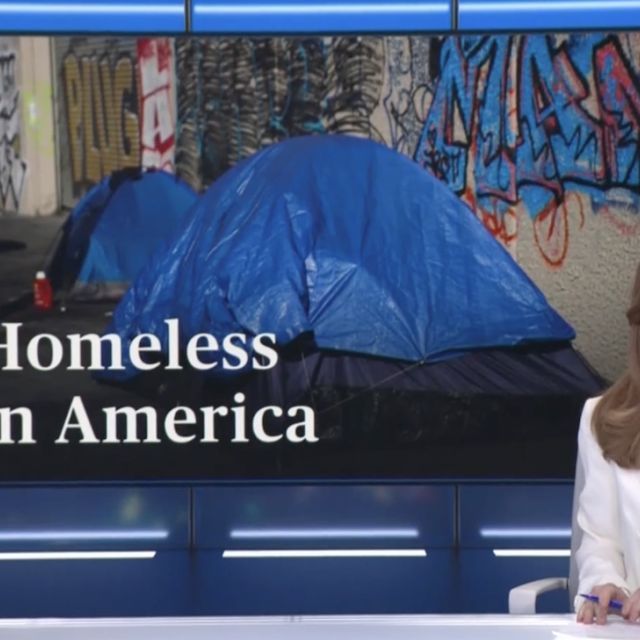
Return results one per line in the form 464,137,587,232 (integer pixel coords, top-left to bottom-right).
176,38,382,190
174,33,640,267
174,36,439,191
138,38,175,172
416,34,640,266
53,34,640,265
61,47,140,192
0,42,27,212
58,37,175,201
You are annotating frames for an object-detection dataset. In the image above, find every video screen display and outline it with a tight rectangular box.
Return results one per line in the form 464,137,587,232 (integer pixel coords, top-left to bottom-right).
2,20,635,482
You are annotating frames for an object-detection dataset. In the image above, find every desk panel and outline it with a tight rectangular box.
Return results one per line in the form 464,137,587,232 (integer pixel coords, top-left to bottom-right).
0,487,189,550
192,550,455,614
458,549,571,613
0,551,193,618
193,484,455,549
459,484,573,549
0,614,580,639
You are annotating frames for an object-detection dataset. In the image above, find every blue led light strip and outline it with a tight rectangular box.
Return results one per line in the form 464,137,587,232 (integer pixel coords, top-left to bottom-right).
0,1,186,32
0,2,183,14
223,549,428,558
230,528,421,539
458,0,640,30
194,2,449,14
0,551,157,560
191,0,451,32
461,0,640,11
0,530,169,541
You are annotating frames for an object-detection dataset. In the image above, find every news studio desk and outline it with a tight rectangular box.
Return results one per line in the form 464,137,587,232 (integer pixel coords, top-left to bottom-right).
0,615,609,640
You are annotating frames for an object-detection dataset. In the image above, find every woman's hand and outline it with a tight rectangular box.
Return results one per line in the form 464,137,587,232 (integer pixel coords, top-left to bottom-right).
621,589,640,622
577,583,629,625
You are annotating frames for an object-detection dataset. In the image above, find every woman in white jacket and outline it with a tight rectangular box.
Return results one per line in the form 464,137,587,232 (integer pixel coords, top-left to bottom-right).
576,265,640,625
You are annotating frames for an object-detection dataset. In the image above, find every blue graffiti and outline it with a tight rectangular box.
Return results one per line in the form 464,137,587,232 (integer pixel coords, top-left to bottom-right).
416,34,640,219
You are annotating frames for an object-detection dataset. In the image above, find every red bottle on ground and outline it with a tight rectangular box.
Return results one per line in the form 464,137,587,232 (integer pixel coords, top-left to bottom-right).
33,271,53,310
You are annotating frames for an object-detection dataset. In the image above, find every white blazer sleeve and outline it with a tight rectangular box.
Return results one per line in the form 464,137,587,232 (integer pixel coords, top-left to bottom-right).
573,397,631,611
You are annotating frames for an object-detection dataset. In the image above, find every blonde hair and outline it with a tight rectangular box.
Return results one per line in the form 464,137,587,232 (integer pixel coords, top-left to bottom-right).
592,262,640,469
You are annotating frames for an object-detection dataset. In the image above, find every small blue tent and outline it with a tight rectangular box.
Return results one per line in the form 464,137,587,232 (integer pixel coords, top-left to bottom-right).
102,135,574,379
58,168,198,300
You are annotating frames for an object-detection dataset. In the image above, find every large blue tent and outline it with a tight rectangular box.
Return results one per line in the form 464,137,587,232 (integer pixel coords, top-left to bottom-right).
102,135,575,379
58,168,198,300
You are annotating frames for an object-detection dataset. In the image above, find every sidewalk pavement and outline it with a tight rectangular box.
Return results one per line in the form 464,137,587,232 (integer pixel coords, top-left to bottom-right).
0,213,65,316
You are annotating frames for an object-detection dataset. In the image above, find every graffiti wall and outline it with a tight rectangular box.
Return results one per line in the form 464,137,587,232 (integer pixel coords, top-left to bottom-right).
138,38,176,172
174,34,640,265
173,37,439,191
53,34,640,265
55,37,176,206
49,34,640,379
416,34,640,267
0,38,27,213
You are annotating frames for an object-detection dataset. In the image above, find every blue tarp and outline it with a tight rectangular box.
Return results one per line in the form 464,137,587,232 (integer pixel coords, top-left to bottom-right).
103,135,575,378
61,169,198,299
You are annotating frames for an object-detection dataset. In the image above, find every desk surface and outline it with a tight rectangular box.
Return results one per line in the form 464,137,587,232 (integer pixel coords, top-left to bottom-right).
0,615,628,640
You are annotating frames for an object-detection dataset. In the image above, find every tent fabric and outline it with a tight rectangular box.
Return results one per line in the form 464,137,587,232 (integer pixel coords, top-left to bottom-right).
223,342,604,446
183,341,604,424
265,343,605,398
60,168,198,300
102,135,575,379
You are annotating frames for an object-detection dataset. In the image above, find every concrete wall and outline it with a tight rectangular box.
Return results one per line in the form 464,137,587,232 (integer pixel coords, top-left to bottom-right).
0,37,57,216
518,202,638,382
18,37,57,217
46,34,640,380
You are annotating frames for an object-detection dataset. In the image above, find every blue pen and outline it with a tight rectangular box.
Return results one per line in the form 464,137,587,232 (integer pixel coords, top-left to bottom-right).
579,593,624,610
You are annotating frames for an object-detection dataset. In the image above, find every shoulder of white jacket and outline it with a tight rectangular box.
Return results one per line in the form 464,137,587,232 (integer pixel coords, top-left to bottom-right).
584,395,602,412
578,396,601,436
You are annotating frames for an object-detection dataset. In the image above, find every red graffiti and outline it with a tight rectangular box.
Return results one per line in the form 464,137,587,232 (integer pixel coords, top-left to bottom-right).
533,192,584,268
137,38,175,172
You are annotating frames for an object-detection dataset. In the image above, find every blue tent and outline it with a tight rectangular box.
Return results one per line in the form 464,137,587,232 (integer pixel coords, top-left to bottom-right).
102,135,574,379
59,168,198,300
